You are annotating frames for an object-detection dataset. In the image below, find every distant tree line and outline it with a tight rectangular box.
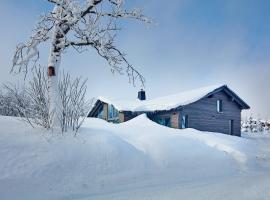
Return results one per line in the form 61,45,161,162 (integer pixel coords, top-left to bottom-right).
242,116,270,133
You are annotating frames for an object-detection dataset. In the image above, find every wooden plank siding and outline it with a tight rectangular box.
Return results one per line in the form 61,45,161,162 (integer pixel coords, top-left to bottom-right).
122,111,143,122
149,111,179,129
179,91,241,136
119,112,125,123
171,112,180,129
103,103,108,121
88,87,247,137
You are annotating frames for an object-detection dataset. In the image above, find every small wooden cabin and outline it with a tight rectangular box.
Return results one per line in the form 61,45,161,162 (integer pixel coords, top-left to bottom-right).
88,85,250,136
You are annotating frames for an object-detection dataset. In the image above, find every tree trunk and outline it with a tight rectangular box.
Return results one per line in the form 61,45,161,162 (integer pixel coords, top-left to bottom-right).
48,24,62,129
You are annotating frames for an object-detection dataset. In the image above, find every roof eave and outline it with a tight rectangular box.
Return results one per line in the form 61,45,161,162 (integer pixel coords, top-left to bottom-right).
206,85,250,110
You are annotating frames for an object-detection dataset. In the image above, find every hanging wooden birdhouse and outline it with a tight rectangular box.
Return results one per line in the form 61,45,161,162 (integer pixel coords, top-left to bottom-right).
48,66,55,76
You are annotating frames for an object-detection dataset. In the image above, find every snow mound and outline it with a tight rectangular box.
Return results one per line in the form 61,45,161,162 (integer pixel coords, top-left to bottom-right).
0,115,269,200
122,114,247,165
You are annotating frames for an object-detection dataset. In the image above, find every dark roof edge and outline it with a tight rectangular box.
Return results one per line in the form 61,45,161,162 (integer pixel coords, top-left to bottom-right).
88,100,103,117
205,85,250,110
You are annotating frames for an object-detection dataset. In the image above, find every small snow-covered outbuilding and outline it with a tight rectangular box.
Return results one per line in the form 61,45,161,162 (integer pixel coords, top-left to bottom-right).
88,85,250,136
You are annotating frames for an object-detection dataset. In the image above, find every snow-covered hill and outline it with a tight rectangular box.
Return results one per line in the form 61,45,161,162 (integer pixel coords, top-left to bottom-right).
0,115,270,200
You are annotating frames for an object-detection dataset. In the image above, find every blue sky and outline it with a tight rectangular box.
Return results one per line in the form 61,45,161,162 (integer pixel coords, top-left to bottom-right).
0,0,270,118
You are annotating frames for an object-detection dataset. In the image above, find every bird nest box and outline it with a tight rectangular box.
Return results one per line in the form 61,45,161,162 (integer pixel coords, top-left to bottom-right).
48,66,56,76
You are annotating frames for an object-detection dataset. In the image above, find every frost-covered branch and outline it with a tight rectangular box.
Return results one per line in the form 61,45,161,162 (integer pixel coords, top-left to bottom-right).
12,0,150,86
12,15,54,75
88,8,152,24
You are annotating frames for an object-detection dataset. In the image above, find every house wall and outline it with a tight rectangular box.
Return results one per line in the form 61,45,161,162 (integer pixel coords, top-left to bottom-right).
89,102,132,123
179,91,241,136
122,111,142,122
103,103,108,121
88,101,103,118
150,111,179,129
119,112,125,123
171,112,180,129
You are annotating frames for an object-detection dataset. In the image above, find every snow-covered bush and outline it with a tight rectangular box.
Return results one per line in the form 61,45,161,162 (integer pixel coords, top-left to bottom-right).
58,71,92,133
258,120,264,132
3,67,91,134
241,120,249,132
0,89,16,116
0,86,30,117
241,115,270,134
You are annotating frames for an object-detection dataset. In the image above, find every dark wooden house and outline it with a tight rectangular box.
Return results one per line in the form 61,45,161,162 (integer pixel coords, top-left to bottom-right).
88,85,250,136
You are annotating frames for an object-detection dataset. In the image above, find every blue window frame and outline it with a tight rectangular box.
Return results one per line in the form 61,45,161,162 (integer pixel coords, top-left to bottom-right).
157,117,171,127
97,107,104,119
181,115,188,129
108,104,119,122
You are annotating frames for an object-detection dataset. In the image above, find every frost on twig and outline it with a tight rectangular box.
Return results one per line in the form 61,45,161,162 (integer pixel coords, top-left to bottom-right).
12,0,152,86
3,67,91,134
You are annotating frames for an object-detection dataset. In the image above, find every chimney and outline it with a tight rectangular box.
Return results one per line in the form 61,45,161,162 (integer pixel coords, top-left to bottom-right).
138,89,146,101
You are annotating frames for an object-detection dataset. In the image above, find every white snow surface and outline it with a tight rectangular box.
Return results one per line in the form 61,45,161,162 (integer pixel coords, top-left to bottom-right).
96,84,225,111
1,115,270,200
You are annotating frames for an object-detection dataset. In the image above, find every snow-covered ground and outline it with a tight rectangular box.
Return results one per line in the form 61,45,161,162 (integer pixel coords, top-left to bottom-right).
0,115,270,200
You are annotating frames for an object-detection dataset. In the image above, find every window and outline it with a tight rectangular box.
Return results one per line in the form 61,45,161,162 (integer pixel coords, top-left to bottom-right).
164,118,171,127
181,115,188,129
108,104,119,122
157,117,171,127
217,100,223,113
97,107,104,119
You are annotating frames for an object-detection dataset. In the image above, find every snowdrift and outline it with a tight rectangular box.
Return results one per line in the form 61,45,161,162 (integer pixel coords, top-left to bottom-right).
0,115,270,200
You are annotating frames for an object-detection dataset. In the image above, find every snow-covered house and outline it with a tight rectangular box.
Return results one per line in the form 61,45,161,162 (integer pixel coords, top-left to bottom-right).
88,85,250,136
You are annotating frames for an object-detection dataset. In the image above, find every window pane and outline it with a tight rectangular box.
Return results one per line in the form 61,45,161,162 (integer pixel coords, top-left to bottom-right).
217,100,222,112
97,107,103,119
108,104,119,122
181,116,186,128
165,118,171,127
157,117,171,127
181,115,188,128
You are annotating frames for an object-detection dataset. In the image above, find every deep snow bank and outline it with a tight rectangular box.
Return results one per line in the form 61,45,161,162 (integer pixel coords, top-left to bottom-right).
84,114,247,165
0,115,270,200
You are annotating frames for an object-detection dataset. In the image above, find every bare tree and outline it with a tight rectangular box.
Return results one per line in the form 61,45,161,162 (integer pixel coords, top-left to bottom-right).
58,71,92,133
27,67,51,128
4,67,91,134
2,84,35,127
0,89,15,116
11,0,150,128
0,86,29,117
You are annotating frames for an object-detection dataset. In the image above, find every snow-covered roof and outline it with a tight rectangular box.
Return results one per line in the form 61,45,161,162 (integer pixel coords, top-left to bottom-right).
92,84,249,112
